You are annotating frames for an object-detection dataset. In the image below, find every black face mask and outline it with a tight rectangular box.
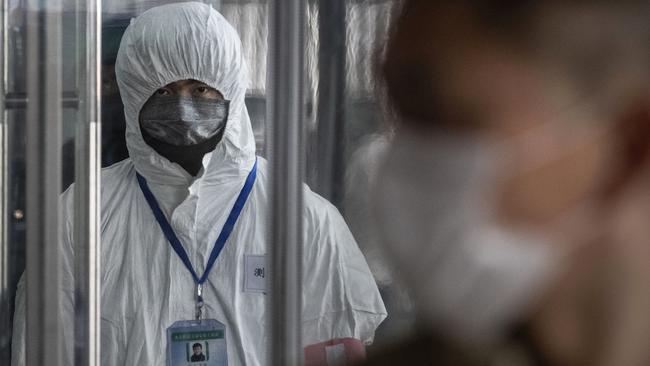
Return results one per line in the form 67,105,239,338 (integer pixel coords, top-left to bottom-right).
140,127,226,176
139,96,230,176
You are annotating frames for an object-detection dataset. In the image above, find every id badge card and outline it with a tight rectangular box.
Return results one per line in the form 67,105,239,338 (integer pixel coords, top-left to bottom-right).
167,319,228,366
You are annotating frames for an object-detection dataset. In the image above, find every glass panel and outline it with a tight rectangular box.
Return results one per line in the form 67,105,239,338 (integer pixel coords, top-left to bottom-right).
1,108,26,365
100,14,129,169
2,0,94,362
305,0,417,353
4,0,72,363
6,1,26,95
342,2,416,350
220,1,268,155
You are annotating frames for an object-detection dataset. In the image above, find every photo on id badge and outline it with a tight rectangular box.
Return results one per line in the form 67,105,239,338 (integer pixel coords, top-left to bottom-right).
167,319,228,366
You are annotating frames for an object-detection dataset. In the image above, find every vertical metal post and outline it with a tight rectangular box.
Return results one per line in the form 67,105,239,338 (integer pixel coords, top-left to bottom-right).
267,0,305,365
24,0,64,365
0,0,9,362
74,0,101,364
314,0,346,204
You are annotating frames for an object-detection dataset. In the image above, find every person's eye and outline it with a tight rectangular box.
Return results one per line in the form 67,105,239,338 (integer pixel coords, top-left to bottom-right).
156,88,171,96
196,86,209,94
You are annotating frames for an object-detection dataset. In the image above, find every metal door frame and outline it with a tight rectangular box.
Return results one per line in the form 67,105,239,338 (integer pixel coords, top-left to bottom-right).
267,0,305,364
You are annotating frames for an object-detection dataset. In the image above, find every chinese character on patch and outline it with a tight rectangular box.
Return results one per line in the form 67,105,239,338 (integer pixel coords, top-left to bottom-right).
254,267,265,278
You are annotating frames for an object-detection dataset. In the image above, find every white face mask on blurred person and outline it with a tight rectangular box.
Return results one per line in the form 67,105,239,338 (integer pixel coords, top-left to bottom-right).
373,128,560,346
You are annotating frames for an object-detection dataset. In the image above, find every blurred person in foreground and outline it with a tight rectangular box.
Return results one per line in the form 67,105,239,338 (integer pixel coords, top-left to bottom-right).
364,1,650,365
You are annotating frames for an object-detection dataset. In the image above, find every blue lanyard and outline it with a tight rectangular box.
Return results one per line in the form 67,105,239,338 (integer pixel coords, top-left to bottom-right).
136,158,257,316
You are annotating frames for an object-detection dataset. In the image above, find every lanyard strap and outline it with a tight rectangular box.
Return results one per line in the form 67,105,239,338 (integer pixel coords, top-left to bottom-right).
136,158,258,286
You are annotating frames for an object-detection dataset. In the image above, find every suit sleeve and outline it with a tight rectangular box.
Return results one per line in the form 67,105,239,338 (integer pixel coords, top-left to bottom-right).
301,192,387,347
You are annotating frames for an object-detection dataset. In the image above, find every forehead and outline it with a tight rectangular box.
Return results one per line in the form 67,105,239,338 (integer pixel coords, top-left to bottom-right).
163,79,209,89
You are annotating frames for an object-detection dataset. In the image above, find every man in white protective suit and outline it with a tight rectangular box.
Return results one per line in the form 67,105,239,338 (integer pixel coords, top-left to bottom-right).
11,3,386,365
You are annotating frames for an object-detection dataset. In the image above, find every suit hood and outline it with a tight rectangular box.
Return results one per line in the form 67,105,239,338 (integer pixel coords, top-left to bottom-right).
116,2,255,186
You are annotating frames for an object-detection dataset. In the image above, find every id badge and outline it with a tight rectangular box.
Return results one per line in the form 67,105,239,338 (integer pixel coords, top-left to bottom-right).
167,319,228,366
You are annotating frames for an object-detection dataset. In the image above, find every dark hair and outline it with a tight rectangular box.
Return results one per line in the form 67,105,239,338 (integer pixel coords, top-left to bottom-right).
192,343,202,349
380,1,537,127
382,0,650,126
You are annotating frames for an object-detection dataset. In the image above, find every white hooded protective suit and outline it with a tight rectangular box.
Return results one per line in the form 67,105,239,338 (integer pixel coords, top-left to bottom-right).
12,3,386,365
